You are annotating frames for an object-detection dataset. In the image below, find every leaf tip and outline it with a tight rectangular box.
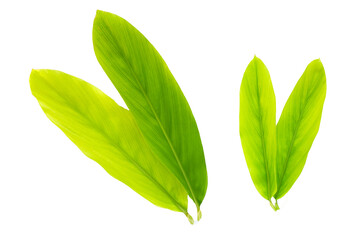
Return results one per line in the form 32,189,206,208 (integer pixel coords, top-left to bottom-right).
30,68,40,74
94,10,109,23
311,58,323,67
251,55,265,67
95,9,106,16
307,58,325,77
29,69,41,85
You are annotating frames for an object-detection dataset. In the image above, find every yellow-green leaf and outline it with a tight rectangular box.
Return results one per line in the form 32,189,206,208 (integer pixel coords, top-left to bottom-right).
30,69,191,219
275,59,326,200
240,56,277,205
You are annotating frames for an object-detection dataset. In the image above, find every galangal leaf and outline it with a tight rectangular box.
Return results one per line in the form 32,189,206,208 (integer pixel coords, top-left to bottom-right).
93,10,207,217
240,56,277,208
275,59,326,200
30,69,193,221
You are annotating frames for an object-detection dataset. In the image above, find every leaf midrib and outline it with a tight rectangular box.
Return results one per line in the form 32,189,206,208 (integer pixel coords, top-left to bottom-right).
254,61,272,200
275,93,309,199
134,79,199,208
97,21,200,208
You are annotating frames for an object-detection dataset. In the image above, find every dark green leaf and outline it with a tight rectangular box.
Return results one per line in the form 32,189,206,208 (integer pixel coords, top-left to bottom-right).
93,10,207,216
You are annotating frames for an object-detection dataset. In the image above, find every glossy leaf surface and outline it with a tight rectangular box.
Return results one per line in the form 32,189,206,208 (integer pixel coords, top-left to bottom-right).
274,59,326,199
93,10,207,209
240,56,277,201
30,69,190,216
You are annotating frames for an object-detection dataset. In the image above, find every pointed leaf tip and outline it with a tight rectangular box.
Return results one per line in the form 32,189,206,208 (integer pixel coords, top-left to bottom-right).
309,58,324,69
251,55,265,66
30,69,40,77
96,10,106,16
94,10,115,22
29,69,42,92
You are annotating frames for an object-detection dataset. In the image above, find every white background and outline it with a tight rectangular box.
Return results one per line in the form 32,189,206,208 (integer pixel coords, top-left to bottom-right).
1,0,359,239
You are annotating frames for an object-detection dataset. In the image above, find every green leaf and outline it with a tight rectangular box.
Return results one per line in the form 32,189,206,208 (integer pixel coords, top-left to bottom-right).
274,59,326,200
29,69,193,220
93,10,207,213
240,56,277,205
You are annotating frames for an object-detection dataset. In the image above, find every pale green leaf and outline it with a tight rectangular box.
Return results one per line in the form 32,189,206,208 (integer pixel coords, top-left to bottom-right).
240,56,277,203
93,10,207,212
275,59,326,200
29,69,191,218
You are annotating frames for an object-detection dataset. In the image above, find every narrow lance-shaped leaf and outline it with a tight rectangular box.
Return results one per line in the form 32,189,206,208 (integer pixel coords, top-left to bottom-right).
30,69,194,223
240,56,277,209
93,10,207,217
274,59,326,201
